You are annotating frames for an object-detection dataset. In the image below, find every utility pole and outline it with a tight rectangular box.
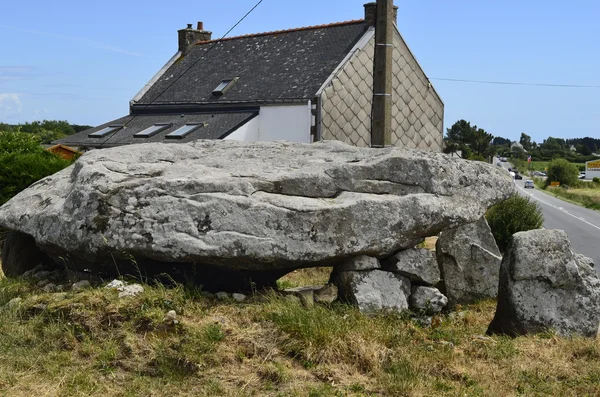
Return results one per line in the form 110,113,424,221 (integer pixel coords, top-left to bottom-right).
371,0,394,147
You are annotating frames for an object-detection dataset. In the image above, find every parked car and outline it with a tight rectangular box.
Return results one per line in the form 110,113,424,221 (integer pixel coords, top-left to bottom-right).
496,162,502,167
579,172,586,179
524,180,534,189
514,173,523,180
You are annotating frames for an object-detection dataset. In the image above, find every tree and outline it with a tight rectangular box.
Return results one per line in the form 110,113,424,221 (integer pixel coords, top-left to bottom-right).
519,133,532,151
546,158,579,187
492,136,511,146
444,120,494,160
0,131,72,205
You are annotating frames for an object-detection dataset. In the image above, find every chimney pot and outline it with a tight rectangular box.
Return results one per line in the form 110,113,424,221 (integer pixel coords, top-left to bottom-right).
178,21,213,54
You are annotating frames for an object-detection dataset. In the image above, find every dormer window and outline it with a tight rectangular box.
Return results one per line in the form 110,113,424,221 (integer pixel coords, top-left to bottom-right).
165,123,203,139
89,125,122,138
212,78,237,97
134,124,171,138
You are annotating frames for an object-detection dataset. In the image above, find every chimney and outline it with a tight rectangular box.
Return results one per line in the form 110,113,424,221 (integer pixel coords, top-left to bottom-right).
370,0,394,147
364,2,398,27
178,22,212,54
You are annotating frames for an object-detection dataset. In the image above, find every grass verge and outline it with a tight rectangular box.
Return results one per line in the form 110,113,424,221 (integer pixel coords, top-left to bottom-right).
1,273,600,396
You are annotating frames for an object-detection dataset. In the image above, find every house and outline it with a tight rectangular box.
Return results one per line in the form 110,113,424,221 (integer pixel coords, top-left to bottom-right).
55,2,443,152
46,144,82,160
510,141,526,152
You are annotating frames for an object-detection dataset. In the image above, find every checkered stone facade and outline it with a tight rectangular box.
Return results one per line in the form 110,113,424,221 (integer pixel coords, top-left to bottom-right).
321,30,444,151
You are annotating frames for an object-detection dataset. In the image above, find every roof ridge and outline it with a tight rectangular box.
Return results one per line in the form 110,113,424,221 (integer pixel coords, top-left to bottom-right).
195,19,365,45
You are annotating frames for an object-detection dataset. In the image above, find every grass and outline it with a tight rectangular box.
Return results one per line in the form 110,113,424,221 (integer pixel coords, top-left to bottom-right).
532,177,600,212
1,271,600,396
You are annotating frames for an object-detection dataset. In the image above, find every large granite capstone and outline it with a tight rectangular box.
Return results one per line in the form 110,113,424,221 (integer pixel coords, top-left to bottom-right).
0,140,515,288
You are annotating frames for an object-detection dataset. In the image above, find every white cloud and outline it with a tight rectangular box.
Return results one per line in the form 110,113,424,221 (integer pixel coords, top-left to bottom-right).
0,93,23,120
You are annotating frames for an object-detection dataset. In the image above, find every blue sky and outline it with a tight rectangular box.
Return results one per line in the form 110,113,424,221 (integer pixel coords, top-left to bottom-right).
1,0,599,143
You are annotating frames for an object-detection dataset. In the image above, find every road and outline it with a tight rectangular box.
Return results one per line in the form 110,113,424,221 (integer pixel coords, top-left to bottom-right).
494,158,600,267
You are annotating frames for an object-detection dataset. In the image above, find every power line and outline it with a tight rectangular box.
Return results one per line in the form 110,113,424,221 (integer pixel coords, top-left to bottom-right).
429,77,600,89
149,0,265,105
98,0,265,147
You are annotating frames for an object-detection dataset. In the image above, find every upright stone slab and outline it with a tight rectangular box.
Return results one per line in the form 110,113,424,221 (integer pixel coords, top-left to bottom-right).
382,248,440,286
333,270,411,313
487,229,600,337
436,217,502,306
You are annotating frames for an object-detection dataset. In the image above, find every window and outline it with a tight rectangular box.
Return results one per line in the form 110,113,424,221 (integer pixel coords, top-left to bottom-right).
89,125,122,138
165,124,202,139
212,77,237,96
134,124,171,138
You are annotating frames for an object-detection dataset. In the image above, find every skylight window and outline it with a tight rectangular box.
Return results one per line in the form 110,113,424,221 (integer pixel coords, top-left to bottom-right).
134,124,171,138
165,124,203,139
212,77,238,97
89,125,122,138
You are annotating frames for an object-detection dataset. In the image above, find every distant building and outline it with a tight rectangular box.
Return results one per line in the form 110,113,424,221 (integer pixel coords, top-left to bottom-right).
54,2,443,152
585,159,600,180
510,141,526,152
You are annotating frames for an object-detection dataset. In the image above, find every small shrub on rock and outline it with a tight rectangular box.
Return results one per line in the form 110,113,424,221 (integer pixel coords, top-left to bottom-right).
486,195,544,252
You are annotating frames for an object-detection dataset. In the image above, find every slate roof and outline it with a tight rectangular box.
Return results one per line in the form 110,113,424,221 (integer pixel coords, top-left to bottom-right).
54,111,258,149
135,20,368,107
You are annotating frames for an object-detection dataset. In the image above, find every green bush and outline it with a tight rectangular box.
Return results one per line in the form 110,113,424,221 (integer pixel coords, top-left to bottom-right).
486,195,544,252
594,177,600,184
545,158,579,187
0,131,73,205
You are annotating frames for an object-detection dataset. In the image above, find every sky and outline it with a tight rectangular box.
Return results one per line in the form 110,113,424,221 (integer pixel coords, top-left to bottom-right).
1,0,599,143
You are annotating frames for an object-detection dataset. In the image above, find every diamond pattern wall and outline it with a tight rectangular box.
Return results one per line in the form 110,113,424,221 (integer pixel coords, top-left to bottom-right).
320,30,444,151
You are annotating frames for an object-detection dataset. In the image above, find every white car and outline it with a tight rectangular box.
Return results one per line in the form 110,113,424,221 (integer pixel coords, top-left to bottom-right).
524,180,534,189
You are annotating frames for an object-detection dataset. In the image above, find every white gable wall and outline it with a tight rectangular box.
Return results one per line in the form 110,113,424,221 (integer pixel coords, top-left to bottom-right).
223,115,260,141
224,103,312,143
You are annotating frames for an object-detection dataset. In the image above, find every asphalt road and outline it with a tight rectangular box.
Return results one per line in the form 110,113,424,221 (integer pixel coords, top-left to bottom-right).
494,158,600,266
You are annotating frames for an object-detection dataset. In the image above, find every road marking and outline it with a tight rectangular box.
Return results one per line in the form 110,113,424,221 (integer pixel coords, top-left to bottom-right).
517,185,600,232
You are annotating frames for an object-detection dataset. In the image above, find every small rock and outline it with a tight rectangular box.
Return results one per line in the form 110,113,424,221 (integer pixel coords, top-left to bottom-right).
315,283,338,304
409,286,448,314
22,265,43,278
71,280,91,291
43,283,57,293
215,292,230,301
232,293,247,302
163,310,178,324
32,271,52,280
117,284,144,298
105,279,125,289
6,297,22,308
37,279,51,288
336,255,381,272
296,289,314,307
282,287,315,307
